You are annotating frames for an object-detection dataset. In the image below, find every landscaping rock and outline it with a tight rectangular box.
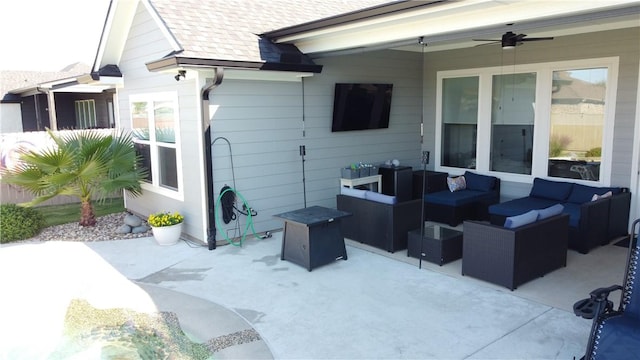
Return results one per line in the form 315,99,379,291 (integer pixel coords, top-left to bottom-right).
116,224,132,234
132,225,150,234
124,214,143,227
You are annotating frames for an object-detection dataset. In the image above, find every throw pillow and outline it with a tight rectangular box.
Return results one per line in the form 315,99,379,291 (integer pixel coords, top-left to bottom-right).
504,210,539,229
447,176,466,192
537,204,564,220
591,191,613,201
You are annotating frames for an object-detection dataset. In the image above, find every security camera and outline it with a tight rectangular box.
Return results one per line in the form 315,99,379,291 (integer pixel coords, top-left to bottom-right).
174,70,186,81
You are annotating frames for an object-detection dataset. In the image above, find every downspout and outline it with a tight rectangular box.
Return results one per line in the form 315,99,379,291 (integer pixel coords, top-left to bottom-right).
201,68,224,250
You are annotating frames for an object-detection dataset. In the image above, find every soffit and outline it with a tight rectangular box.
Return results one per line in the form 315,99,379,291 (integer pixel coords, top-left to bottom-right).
268,0,640,56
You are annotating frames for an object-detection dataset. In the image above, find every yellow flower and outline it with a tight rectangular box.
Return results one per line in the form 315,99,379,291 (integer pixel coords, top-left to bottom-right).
148,211,184,227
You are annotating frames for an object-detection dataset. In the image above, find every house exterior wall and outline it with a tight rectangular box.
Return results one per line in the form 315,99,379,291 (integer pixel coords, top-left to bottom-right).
209,49,423,240
0,104,22,133
117,2,207,242
423,27,640,200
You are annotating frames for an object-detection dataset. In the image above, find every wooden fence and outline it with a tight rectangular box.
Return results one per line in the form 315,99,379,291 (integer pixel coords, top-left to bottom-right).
0,129,117,206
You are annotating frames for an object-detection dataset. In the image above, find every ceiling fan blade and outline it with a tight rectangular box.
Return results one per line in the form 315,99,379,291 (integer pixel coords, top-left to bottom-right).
474,41,501,47
521,37,554,41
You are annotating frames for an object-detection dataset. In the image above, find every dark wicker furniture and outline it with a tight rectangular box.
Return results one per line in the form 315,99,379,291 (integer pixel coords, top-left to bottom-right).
412,170,449,199
488,178,631,254
424,171,500,226
462,213,569,290
407,225,463,265
337,194,422,252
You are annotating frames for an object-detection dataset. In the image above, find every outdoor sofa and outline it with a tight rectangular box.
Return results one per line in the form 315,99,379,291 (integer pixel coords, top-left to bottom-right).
462,211,570,290
488,177,631,254
337,188,421,253
423,171,500,226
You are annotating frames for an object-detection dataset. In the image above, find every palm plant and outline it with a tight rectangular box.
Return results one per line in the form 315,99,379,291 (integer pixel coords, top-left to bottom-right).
1,130,147,226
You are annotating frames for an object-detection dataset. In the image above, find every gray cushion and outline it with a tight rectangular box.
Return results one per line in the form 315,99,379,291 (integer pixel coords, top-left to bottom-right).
537,204,564,220
340,187,367,199
504,210,539,229
365,191,397,205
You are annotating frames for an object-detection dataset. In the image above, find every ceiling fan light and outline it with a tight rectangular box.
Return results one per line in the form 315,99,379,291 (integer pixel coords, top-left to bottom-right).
502,44,516,50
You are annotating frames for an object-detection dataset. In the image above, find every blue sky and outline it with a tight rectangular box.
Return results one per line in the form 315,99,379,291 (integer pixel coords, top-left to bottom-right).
0,0,111,71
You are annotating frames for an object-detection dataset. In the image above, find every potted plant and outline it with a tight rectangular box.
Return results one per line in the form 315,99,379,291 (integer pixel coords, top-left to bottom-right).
148,211,184,245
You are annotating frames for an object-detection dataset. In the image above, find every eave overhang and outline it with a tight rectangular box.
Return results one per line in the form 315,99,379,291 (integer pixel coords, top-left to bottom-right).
263,0,443,39
145,56,323,74
263,0,640,57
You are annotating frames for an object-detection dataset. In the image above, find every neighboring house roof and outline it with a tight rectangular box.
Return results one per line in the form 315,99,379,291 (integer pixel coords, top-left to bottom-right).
141,0,396,72
0,63,91,102
552,71,606,104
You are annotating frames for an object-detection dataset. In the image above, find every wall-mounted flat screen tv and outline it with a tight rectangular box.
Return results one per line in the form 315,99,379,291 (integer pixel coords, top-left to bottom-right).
331,83,393,132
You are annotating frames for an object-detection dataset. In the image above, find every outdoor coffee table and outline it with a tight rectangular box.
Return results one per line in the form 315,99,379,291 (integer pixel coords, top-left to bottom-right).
274,206,351,271
407,224,463,265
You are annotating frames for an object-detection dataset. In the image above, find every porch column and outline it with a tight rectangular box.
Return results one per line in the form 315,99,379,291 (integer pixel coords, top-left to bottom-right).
46,90,58,130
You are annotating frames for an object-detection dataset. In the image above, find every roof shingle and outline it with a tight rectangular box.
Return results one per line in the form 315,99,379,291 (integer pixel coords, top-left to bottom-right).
149,0,393,64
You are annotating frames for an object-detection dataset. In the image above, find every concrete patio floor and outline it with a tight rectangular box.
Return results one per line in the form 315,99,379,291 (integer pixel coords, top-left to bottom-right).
0,229,629,359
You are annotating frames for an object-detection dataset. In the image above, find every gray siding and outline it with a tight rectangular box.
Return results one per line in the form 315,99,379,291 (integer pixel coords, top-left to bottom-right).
423,27,639,199
118,3,208,242
210,49,423,238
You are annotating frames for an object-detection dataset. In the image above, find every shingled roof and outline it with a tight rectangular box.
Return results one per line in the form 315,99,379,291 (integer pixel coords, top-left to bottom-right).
146,0,394,71
0,63,91,102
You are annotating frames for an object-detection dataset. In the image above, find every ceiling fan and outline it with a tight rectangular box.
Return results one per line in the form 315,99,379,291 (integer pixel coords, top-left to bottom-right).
473,31,554,49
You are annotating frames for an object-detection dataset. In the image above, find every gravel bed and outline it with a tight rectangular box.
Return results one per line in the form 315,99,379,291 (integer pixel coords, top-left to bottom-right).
26,212,152,242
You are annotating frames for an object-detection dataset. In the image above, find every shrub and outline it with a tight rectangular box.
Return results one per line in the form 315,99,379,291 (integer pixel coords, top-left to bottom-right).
549,134,572,157
0,204,45,243
585,147,602,157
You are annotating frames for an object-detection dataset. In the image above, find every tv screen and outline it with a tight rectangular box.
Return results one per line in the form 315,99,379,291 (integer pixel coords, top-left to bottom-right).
331,83,393,132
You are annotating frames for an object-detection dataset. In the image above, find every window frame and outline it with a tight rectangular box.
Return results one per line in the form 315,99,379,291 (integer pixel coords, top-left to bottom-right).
129,92,183,200
435,57,618,186
74,99,97,129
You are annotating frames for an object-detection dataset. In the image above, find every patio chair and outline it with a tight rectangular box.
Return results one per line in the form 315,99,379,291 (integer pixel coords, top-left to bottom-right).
573,218,640,360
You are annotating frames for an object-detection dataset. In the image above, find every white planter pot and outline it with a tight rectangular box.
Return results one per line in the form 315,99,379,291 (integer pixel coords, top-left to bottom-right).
151,223,182,246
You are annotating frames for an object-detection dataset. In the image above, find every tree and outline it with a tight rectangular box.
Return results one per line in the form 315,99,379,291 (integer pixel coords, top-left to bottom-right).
1,130,147,226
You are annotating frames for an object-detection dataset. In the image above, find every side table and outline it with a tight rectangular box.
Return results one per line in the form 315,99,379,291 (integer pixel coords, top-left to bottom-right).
274,206,351,271
407,224,463,265
340,175,382,193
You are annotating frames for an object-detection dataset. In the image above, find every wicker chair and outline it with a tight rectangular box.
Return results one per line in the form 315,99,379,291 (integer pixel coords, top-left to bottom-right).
462,214,569,290
573,219,640,360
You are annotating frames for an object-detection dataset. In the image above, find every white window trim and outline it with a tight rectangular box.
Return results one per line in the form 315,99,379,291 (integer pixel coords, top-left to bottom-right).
435,57,619,186
75,99,97,129
130,92,184,200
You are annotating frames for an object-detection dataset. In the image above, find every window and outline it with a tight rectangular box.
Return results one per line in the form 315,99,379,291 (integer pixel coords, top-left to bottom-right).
130,93,181,194
441,77,478,169
548,68,607,181
75,99,96,129
490,73,536,175
437,58,617,184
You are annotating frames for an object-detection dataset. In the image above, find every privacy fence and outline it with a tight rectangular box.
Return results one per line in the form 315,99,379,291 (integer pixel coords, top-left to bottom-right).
0,129,118,206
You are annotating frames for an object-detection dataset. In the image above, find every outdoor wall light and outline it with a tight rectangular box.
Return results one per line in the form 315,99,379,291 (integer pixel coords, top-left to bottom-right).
174,70,186,81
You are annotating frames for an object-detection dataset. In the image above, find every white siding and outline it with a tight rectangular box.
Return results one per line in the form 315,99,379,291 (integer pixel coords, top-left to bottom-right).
209,49,423,238
117,3,207,242
423,27,640,199
0,104,23,133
